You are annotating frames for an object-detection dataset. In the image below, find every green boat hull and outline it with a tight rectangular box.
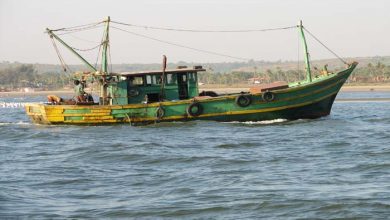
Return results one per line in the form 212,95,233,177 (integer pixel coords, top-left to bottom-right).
25,63,357,125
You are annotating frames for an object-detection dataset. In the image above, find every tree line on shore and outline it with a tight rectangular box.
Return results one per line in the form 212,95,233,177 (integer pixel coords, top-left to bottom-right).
0,64,71,91
198,62,390,85
1,61,390,91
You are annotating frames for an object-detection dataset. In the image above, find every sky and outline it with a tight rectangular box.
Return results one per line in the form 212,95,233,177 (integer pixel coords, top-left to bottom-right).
0,0,389,65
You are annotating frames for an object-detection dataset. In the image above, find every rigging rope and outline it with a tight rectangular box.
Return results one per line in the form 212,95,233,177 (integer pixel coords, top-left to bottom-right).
109,42,113,74
111,20,297,33
303,27,348,65
68,34,101,44
71,42,103,52
48,19,348,74
111,25,250,61
94,32,105,69
50,37,70,72
56,24,104,36
111,20,347,65
51,21,104,32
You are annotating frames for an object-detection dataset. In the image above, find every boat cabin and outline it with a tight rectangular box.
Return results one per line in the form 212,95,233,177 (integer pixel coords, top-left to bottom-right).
108,66,205,105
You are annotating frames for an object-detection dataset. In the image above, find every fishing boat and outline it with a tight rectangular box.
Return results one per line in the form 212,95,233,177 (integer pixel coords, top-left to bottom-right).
25,17,358,125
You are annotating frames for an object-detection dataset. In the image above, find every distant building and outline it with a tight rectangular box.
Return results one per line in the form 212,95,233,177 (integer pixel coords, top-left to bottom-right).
21,87,35,93
247,77,265,84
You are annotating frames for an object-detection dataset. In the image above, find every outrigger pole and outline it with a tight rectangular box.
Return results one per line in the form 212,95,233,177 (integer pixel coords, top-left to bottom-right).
47,17,112,105
46,29,97,72
299,20,312,82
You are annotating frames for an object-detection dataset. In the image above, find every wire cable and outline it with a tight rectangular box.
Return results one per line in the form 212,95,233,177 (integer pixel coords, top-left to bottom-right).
71,42,103,52
50,37,71,72
303,27,348,65
111,20,297,33
56,24,104,36
111,25,250,61
51,21,104,32
67,34,101,44
94,32,105,69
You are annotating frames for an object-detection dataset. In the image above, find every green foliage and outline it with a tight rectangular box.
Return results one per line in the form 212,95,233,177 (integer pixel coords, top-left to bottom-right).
198,61,390,84
0,63,71,89
350,61,390,83
1,58,390,90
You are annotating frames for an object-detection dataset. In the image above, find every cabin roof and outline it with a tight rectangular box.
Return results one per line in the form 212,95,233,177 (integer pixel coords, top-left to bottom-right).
114,66,206,77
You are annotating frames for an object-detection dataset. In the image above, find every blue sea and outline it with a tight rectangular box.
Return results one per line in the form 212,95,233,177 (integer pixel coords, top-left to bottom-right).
0,91,389,219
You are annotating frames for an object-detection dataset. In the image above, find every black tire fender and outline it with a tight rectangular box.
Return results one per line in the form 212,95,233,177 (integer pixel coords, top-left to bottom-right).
235,94,252,107
262,91,275,102
156,106,165,119
187,102,203,117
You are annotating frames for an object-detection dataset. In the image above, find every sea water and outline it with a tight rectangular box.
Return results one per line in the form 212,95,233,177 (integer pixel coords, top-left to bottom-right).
0,92,389,219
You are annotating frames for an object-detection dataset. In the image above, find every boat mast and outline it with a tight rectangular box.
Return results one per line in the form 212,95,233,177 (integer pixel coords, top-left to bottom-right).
160,55,167,101
101,16,110,74
46,29,97,72
299,20,312,82
100,16,110,105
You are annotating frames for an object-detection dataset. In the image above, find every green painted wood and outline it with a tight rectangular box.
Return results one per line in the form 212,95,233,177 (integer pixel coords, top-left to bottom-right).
63,109,91,114
65,116,83,121
26,62,357,125
110,81,128,105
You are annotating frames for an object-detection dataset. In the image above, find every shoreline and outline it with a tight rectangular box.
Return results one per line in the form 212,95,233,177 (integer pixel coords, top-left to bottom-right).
1,85,390,97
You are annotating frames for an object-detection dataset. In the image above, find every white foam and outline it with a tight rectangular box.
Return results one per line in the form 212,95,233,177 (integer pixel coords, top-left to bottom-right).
0,121,31,126
0,102,43,108
225,118,288,125
0,102,26,108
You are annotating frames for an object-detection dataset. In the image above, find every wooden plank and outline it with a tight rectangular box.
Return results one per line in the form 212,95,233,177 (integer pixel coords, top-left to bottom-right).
90,109,112,113
83,116,114,120
249,81,289,94
63,113,111,117
47,116,65,122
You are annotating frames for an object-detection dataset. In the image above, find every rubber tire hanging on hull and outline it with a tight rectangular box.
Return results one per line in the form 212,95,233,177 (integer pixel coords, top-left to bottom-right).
262,91,275,102
156,106,165,119
235,94,252,107
187,102,203,117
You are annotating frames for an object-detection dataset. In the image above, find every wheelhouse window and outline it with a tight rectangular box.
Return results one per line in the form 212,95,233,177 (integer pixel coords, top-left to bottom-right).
188,72,197,83
146,75,152,85
166,73,177,85
145,75,161,85
129,76,144,86
181,74,187,82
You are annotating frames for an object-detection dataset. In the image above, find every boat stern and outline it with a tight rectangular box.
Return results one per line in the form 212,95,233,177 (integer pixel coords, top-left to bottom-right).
25,103,51,124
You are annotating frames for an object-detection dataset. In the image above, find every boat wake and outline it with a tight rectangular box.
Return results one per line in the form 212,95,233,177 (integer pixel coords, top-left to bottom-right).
225,118,288,125
0,121,31,126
